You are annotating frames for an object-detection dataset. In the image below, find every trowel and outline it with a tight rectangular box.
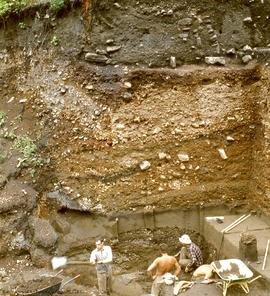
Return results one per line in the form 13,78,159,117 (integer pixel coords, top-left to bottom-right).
51,256,93,270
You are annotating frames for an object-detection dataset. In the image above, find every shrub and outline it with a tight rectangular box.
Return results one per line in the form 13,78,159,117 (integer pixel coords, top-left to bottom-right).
14,135,36,159
49,0,65,13
0,0,28,17
13,135,43,168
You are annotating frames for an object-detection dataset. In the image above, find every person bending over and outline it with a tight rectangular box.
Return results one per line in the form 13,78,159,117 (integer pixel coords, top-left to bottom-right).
147,243,181,296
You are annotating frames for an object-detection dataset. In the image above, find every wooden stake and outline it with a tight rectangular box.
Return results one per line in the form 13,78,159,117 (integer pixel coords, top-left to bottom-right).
262,239,270,271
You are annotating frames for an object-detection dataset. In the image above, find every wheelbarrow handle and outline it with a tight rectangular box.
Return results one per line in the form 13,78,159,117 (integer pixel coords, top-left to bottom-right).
61,274,81,289
248,275,262,284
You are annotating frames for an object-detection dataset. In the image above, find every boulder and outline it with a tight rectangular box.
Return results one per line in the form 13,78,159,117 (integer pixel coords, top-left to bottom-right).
28,217,58,249
29,247,51,268
112,273,144,296
52,218,71,234
0,180,37,213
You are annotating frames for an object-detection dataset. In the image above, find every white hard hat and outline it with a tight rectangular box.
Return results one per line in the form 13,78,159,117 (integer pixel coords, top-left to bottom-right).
179,234,192,244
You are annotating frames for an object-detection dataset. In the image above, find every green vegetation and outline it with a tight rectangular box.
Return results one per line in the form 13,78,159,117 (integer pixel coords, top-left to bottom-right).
0,111,6,127
0,0,28,17
49,0,65,12
18,21,26,29
0,151,6,164
51,35,60,46
13,135,43,168
2,129,16,140
0,0,68,18
14,135,36,159
0,111,43,174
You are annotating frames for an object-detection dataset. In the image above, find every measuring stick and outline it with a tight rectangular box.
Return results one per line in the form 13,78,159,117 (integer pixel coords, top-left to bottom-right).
221,214,247,233
262,239,270,271
221,214,251,232
224,213,251,233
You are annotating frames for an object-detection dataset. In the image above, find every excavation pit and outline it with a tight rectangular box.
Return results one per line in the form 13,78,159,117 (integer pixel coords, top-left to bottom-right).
46,206,270,295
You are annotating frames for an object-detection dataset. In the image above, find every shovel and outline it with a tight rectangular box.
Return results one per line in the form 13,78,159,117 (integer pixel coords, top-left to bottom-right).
51,256,93,270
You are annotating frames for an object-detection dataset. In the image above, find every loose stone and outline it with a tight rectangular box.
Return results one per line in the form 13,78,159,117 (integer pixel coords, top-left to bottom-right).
106,46,122,53
140,160,151,171
226,48,236,55
180,163,186,170
243,17,252,23
243,45,252,51
170,56,176,68
124,82,132,88
226,136,235,141
177,153,189,162
205,56,225,65
242,55,252,64
158,152,167,160
218,148,228,160
85,53,108,63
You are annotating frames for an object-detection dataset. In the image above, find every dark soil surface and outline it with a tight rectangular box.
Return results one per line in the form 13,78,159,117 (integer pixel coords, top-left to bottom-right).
180,280,269,296
16,276,62,294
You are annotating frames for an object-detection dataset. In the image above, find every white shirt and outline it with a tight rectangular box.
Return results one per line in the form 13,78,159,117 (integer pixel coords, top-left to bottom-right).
90,245,113,264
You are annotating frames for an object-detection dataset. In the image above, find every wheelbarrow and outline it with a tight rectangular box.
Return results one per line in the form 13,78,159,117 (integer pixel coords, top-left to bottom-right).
15,273,80,296
211,258,261,296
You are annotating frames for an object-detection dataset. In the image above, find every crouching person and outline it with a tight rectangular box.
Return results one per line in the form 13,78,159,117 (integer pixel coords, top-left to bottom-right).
177,234,203,273
147,243,181,296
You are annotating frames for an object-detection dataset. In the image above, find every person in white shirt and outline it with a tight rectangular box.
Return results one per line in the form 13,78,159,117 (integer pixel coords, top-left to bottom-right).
90,238,113,296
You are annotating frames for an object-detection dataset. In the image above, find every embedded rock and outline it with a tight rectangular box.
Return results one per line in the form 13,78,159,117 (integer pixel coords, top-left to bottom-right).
28,217,58,249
